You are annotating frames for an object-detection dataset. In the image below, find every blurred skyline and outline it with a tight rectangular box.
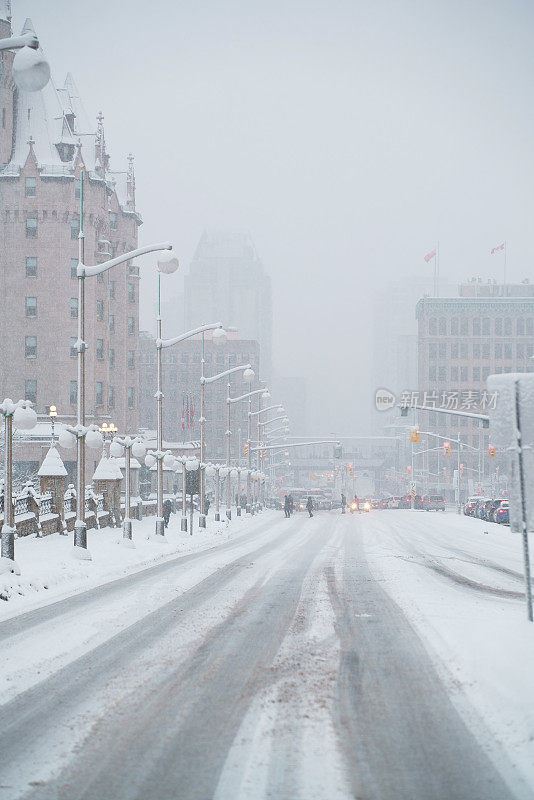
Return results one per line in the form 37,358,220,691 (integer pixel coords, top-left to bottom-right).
12,0,534,432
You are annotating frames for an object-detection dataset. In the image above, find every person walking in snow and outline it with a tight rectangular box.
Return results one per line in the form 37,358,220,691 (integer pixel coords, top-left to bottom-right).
284,495,291,518
306,496,314,517
341,493,346,513
163,499,172,528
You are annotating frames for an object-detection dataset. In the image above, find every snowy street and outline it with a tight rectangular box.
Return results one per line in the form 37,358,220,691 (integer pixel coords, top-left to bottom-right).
0,510,532,799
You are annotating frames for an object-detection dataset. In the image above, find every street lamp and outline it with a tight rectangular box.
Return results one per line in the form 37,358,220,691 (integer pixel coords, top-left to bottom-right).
153,323,226,538
65,170,177,556
185,456,199,534
202,363,254,522
48,405,57,443
109,436,147,544
0,30,50,92
0,400,38,565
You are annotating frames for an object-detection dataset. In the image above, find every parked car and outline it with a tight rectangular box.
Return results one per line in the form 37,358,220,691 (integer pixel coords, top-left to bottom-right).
489,498,508,523
387,496,401,509
463,497,479,516
474,497,492,519
423,495,446,511
494,501,509,525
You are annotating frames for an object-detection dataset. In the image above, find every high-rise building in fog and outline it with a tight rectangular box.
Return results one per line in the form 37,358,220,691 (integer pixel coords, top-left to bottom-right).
0,9,141,434
184,231,272,381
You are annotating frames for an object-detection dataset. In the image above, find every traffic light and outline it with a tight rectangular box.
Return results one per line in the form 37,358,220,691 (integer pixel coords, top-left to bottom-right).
334,443,342,459
459,463,464,474
410,427,420,443
443,441,451,455
261,449,266,459
406,465,412,474
348,466,353,477
244,443,249,456
489,445,496,458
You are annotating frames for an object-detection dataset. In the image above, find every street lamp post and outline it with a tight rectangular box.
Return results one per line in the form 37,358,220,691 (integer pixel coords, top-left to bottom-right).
0,400,38,564
201,362,253,525
155,324,226,536
70,170,177,552
185,456,199,534
227,386,266,514
0,30,51,92
48,405,57,443
110,436,147,544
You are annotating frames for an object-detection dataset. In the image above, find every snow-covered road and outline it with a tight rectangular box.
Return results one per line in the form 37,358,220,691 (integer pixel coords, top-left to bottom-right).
0,510,532,799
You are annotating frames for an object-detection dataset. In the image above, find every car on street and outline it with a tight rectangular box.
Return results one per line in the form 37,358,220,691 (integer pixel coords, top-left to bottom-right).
489,498,508,523
474,498,492,519
463,497,479,516
422,495,446,511
493,501,509,525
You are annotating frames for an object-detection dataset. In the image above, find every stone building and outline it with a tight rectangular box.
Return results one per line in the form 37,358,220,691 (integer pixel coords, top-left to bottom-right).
416,288,534,489
0,8,141,435
138,331,261,462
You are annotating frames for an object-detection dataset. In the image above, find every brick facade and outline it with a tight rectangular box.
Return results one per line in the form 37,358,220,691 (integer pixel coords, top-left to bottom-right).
0,12,141,436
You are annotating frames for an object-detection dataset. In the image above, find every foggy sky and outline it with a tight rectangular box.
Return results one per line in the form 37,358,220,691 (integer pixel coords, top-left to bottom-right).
15,0,534,433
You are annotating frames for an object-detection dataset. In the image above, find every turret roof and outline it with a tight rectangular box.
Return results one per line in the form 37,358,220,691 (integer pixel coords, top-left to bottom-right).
38,445,68,477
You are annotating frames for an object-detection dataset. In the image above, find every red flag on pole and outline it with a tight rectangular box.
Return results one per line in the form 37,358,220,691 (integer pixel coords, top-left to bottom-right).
181,397,185,431
424,249,436,263
491,243,505,254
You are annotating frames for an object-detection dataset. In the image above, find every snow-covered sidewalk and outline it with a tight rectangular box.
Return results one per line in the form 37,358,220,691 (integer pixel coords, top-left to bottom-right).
362,510,534,796
0,511,273,620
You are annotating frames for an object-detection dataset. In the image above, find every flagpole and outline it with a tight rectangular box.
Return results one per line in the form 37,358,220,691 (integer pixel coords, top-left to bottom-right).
436,241,440,297
504,240,507,286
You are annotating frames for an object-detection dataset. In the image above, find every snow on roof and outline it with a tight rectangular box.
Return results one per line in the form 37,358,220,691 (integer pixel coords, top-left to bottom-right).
92,456,123,481
0,20,135,212
37,446,68,477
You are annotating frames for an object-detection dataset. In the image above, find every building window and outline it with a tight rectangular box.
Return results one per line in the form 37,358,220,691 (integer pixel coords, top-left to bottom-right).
504,318,512,336
495,318,503,335
128,350,135,369
128,283,135,302
96,339,104,359
26,256,37,277
451,366,458,381
75,179,81,199
109,281,115,300
26,216,37,238
505,343,512,359
460,366,468,381
70,218,79,240
428,317,437,335
429,343,436,359
127,387,135,409
438,366,446,382
482,366,490,380
181,354,189,364
25,296,37,317
110,348,115,367
495,343,502,358
96,300,104,321
70,258,78,278
438,317,446,335
108,386,115,409
429,366,436,381
528,344,534,358
438,342,446,359
473,318,480,335
25,177,37,197
527,319,534,336
473,366,480,381
69,297,78,318
482,343,490,359
460,318,468,335
25,336,36,358
96,382,103,406
110,212,118,230
482,318,490,336
451,343,458,359
109,315,115,333
128,317,135,335
70,380,77,405
460,342,468,359
517,343,525,359
25,379,37,405
473,343,480,358
450,318,458,335
70,337,77,357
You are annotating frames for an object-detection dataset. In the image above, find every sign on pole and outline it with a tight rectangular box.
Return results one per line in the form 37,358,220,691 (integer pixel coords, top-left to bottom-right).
488,373,534,622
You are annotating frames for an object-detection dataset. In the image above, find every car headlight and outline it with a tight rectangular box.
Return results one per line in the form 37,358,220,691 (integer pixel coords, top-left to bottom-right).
364,502,370,510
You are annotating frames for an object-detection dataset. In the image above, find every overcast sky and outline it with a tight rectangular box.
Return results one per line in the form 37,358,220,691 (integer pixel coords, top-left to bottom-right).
14,0,534,433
